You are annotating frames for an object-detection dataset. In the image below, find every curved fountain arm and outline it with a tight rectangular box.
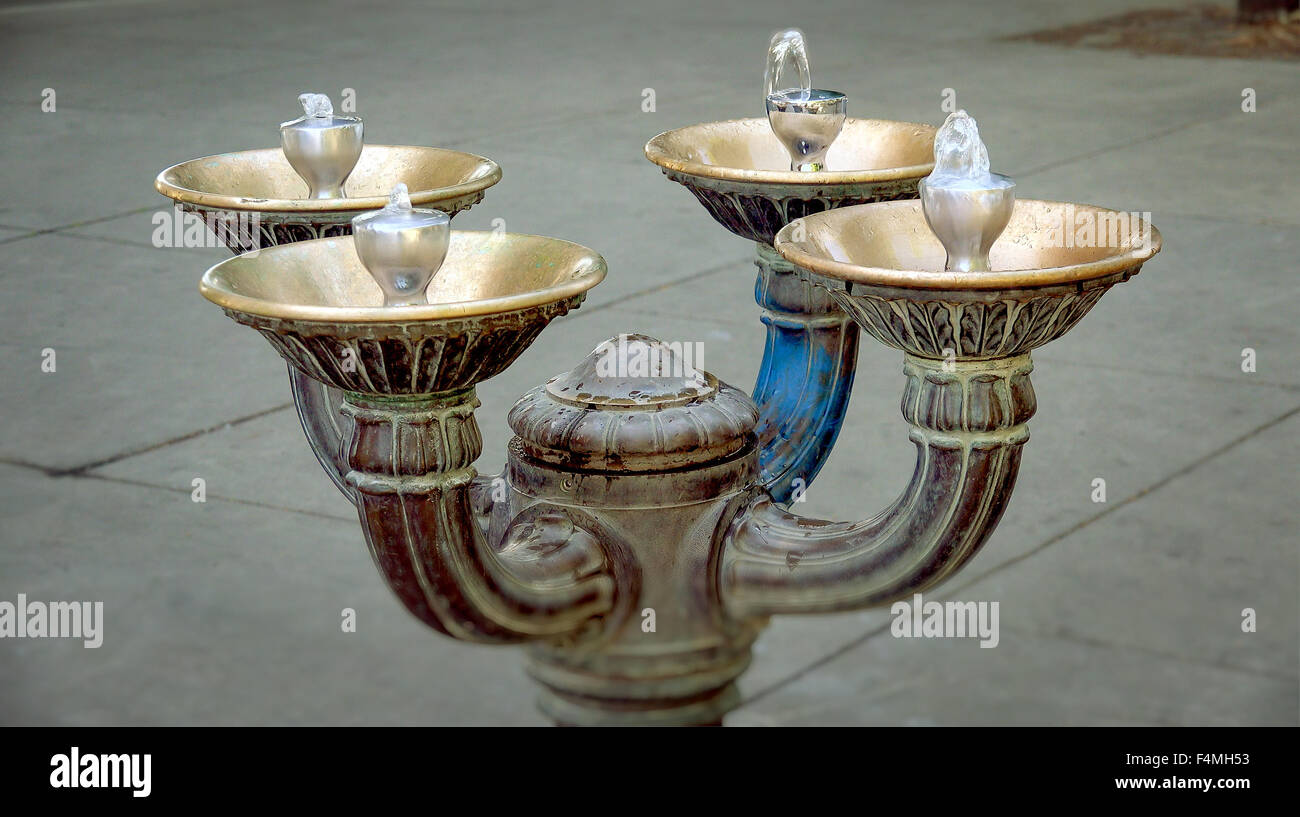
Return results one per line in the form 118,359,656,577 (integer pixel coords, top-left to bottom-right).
722,353,1034,617
288,364,358,505
751,243,859,503
339,388,619,644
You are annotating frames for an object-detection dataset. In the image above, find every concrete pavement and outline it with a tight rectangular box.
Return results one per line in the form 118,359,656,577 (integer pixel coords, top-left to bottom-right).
0,0,1295,725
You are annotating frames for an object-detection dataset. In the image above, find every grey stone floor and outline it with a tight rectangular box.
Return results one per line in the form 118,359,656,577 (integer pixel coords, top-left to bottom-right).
0,0,1295,726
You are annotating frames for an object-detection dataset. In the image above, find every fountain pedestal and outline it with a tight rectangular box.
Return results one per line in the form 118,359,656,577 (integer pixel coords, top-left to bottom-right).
175,93,1161,727
505,335,764,725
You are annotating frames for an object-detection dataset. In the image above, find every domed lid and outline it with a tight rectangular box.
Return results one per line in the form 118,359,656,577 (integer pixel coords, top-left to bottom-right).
508,334,758,472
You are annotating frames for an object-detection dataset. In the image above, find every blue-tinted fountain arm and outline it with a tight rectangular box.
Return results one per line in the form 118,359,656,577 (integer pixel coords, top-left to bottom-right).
751,243,858,502
752,28,857,503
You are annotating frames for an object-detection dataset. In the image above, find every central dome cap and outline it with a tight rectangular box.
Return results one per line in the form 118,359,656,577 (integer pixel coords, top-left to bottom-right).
508,334,758,471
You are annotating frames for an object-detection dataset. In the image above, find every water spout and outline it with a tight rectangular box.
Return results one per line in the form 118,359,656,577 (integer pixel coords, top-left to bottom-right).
763,29,846,172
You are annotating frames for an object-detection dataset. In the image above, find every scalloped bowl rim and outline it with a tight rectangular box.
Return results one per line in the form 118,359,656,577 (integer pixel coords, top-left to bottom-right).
645,117,937,185
199,231,606,323
156,145,502,213
774,198,1162,292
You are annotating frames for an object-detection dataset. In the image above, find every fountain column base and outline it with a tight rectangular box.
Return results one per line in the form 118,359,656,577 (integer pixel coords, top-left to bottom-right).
503,432,766,727
527,631,760,727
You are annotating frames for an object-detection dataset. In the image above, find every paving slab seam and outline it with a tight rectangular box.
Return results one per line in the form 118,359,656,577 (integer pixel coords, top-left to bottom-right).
1157,211,1300,229
0,457,70,476
1031,354,1300,392
1017,109,1242,179
434,55,883,160
613,304,755,329
738,615,1295,712
994,623,1297,684
939,400,1300,600
0,0,173,15
741,619,893,705
54,231,167,250
573,256,751,316
0,230,48,246
78,472,356,523
0,459,354,523
0,204,158,246
28,401,296,477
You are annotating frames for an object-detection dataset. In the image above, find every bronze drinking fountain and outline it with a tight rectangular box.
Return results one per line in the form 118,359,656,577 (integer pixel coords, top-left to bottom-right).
157,35,1161,726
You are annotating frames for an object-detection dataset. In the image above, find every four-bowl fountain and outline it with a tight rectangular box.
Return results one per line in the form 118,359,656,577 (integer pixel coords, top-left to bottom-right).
162,54,1162,727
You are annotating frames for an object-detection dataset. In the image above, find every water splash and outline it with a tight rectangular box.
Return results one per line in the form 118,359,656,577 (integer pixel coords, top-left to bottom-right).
920,110,1016,272
930,110,996,184
297,92,334,119
764,29,811,97
386,182,413,212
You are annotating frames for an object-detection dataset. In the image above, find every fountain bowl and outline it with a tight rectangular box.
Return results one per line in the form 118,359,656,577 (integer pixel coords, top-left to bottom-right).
774,198,1161,359
157,145,501,252
645,118,935,244
200,231,605,395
